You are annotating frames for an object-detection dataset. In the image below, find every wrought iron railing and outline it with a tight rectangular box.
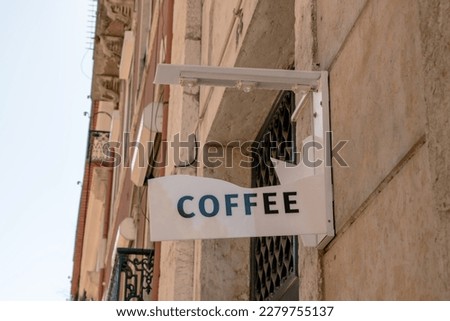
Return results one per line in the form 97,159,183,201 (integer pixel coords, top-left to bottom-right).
107,248,154,301
87,130,110,163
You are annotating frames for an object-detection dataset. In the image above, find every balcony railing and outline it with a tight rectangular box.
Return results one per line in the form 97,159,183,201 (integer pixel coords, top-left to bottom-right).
87,130,110,163
107,248,155,301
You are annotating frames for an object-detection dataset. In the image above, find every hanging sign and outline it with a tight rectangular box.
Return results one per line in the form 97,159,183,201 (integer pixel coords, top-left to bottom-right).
148,158,331,242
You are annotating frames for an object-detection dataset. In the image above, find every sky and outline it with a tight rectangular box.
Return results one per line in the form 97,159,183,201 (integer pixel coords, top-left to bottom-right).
0,1,94,300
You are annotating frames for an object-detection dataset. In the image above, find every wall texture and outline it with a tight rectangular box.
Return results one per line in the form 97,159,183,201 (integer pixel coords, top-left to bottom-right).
295,0,449,300
418,0,450,297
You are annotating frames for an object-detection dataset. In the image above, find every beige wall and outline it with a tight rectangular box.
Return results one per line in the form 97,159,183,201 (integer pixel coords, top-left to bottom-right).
78,168,109,300
323,144,440,299
296,0,449,299
158,0,202,301
193,149,252,300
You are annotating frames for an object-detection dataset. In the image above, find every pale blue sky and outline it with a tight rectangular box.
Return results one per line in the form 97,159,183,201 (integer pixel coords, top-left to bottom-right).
0,1,93,300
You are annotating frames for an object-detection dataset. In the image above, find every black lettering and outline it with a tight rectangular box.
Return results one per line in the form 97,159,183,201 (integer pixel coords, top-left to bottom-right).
263,192,278,214
283,191,299,213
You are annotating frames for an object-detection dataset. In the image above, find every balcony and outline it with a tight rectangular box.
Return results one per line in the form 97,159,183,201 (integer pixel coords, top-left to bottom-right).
107,248,155,301
87,130,110,164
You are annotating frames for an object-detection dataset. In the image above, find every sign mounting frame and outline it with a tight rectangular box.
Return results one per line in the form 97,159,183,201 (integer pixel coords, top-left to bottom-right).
153,64,334,249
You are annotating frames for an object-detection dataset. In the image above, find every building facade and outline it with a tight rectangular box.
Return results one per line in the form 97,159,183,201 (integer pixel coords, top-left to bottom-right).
71,0,450,300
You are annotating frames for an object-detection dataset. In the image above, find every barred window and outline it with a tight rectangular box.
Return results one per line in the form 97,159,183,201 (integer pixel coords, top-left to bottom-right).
250,91,299,301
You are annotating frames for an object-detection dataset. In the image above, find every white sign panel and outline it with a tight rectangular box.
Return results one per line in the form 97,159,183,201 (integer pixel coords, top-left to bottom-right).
148,172,329,242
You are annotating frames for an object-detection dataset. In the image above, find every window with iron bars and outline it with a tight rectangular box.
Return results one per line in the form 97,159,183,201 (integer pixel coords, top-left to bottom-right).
250,91,299,301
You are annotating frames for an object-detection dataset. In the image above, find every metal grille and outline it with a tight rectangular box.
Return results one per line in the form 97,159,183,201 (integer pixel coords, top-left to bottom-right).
107,248,154,301
250,91,298,301
88,130,110,163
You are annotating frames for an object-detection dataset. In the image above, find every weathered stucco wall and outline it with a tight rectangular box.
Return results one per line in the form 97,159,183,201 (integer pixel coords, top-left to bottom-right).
193,149,251,300
316,0,368,69
418,0,450,297
194,236,250,300
166,0,201,173
323,144,443,299
419,1,450,215
158,0,202,301
330,0,426,233
78,168,109,300
296,0,449,300
199,0,295,145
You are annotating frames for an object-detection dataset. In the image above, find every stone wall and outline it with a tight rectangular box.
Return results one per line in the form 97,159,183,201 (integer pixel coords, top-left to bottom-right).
296,0,450,299
158,0,201,301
